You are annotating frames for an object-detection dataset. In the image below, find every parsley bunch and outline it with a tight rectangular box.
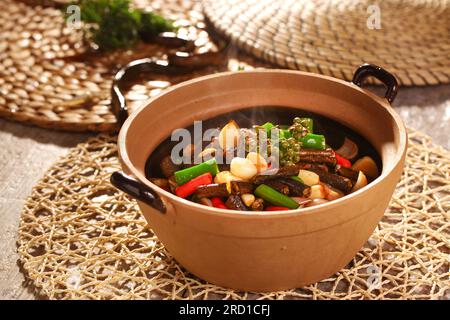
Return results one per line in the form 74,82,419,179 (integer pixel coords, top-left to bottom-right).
67,0,175,50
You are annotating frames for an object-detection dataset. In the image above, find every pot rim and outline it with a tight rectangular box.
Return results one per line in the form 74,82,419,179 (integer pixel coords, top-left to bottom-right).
118,69,407,218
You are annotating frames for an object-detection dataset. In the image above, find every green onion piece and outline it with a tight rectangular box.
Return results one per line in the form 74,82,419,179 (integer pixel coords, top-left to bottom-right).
254,184,299,209
299,133,326,150
174,158,219,185
291,176,303,183
261,122,274,138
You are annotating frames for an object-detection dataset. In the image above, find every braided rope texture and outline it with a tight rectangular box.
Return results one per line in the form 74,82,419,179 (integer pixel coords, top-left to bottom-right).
0,0,266,132
203,0,450,86
17,128,449,299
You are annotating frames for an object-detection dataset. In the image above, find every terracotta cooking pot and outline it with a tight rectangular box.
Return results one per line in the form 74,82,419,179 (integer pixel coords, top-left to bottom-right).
111,64,407,292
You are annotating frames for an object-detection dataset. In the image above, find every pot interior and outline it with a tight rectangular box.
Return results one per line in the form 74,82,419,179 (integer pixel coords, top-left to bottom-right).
119,70,404,189
145,106,382,178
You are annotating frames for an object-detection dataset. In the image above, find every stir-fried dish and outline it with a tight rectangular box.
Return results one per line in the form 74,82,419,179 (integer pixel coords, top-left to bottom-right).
149,117,380,211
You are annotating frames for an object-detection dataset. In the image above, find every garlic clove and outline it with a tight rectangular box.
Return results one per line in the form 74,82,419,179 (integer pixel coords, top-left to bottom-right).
309,184,326,199
218,120,240,151
230,157,258,180
214,170,242,184
246,152,268,173
241,193,255,207
298,169,320,186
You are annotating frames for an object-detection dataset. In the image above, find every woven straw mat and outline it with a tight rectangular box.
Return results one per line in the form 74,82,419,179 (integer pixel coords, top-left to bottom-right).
17,128,450,300
203,0,450,86
0,0,268,132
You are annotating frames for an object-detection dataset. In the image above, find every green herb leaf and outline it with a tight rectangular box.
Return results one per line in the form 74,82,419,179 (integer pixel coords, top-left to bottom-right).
65,0,175,50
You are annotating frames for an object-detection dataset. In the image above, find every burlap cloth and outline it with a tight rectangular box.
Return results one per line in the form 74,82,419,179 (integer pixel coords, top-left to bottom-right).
17,128,450,299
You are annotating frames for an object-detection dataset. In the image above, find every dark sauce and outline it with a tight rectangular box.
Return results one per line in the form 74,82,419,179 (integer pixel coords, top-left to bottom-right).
145,106,382,179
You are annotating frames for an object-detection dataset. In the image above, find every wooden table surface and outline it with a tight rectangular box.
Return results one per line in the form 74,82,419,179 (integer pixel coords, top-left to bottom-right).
0,85,449,299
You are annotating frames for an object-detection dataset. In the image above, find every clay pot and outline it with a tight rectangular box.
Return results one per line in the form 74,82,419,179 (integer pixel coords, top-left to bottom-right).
111,65,407,292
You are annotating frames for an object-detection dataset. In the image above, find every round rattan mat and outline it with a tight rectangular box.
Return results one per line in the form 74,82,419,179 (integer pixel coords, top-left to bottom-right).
17,128,449,300
203,0,450,86
0,0,269,132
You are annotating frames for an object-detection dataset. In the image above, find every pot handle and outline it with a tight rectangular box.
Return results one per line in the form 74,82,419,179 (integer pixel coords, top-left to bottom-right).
110,171,166,214
111,40,228,128
351,64,399,103
111,58,189,127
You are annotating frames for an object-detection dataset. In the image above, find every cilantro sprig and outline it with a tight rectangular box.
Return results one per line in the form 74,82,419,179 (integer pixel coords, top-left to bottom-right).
66,0,175,50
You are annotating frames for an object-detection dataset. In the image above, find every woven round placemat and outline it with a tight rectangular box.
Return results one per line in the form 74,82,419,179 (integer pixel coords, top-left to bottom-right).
0,0,269,132
17,128,449,300
203,0,450,86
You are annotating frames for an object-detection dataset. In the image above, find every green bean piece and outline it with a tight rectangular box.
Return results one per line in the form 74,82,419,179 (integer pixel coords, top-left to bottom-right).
299,133,326,150
174,158,219,186
254,184,299,209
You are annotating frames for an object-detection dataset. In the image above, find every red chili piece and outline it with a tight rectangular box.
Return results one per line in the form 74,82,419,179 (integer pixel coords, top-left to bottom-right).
211,197,227,209
335,153,351,168
175,173,213,198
